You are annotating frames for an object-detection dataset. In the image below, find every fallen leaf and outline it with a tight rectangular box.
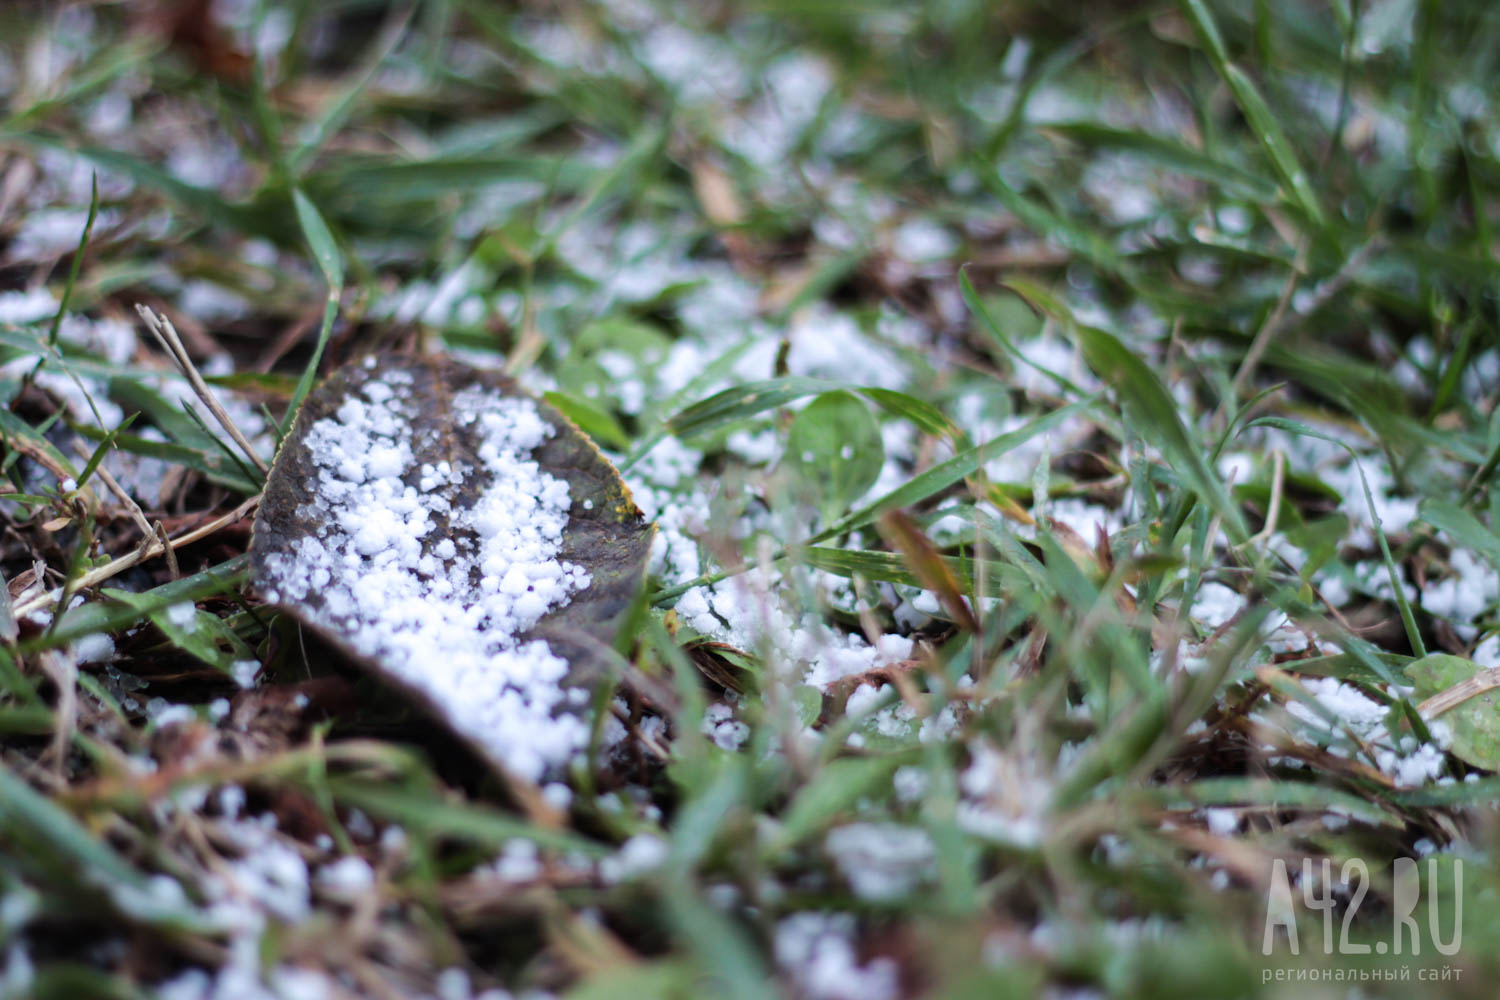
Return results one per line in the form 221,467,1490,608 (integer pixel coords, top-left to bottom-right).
250,353,654,783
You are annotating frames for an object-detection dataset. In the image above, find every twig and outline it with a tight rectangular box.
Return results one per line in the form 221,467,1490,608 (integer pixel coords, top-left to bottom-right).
1418,667,1500,719
135,305,270,475
37,650,76,773
155,521,181,581
1225,238,1309,411
1240,449,1286,549
13,494,261,621
1225,238,1384,414
70,440,181,579
611,704,669,761
71,439,152,539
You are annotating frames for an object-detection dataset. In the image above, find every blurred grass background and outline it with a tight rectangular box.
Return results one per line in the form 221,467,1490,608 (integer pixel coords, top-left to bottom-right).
0,1,1498,997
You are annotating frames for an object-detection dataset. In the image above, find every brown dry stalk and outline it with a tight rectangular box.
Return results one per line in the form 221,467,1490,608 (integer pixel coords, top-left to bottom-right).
135,304,271,475
71,438,154,539
1418,666,1500,718
13,493,261,621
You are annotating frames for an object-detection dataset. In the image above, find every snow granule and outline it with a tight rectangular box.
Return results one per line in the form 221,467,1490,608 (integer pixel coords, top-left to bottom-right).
267,966,331,1000
257,368,594,783
1284,677,1388,735
1,943,33,997
541,782,573,810
217,785,245,820
844,682,888,718
217,821,311,923
149,702,197,729
1474,633,1500,668
229,659,260,689
344,809,374,841
165,602,198,629
1422,548,1498,635
315,856,374,895
891,217,957,263
490,839,542,883
599,833,668,884
71,632,114,665
892,766,929,804
1375,742,1447,788
0,287,59,323
1202,807,1239,836
10,207,117,260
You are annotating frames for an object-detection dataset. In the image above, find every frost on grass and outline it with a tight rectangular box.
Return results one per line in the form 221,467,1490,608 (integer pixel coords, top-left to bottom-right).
250,354,653,782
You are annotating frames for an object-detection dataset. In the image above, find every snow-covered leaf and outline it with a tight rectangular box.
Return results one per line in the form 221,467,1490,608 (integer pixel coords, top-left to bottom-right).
249,353,654,782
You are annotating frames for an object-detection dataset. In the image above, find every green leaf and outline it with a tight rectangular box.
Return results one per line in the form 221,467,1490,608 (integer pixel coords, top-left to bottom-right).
292,187,344,288
285,9,414,175
983,174,1127,276
785,390,884,520
1005,278,1246,540
73,412,136,491
0,408,79,480
2,132,281,238
792,684,823,729
105,591,253,675
1419,498,1500,570
810,397,1094,545
1392,776,1500,807
800,546,930,589
566,961,699,1000
286,189,346,425
959,269,1085,396
544,390,632,451
667,377,833,439
329,777,609,856
73,424,260,496
27,556,249,651
1279,650,1415,686
0,766,142,888
1039,121,1280,201
1249,416,1424,656
659,882,777,1000
771,755,903,849
1148,777,1397,828
857,386,962,440
1405,653,1500,770
0,766,215,930
46,173,99,351
666,754,748,868
1177,0,1326,226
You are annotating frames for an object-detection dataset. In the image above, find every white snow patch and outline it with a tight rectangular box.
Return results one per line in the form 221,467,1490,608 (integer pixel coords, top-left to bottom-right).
1282,676,1450,788
825,823,935,901
955,739,1053,847
701,702,750,751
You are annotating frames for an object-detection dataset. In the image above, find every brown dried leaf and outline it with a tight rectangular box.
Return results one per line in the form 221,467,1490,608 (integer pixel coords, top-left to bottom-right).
249,353,654,783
